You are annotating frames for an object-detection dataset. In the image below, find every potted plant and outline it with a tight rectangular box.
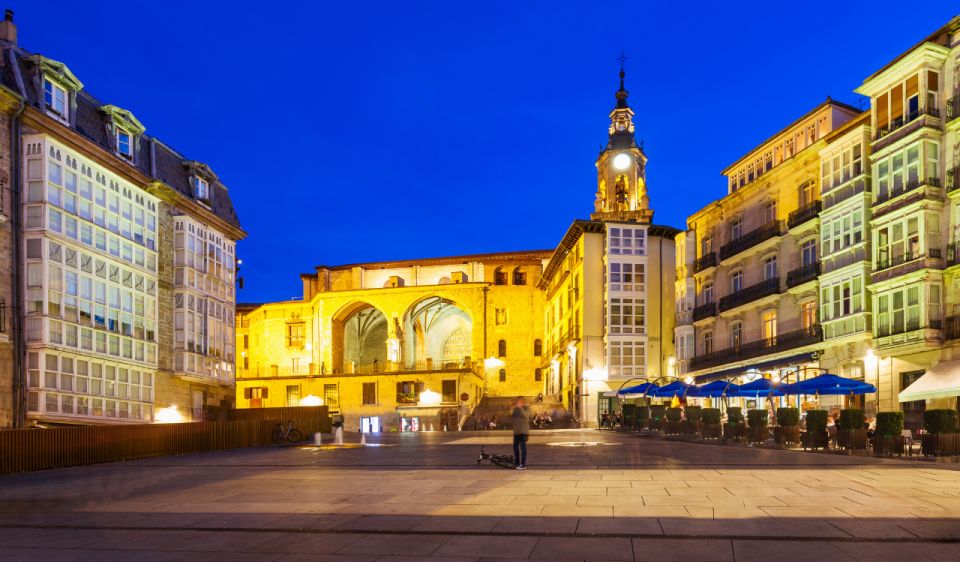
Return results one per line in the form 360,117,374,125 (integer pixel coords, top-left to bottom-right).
837,409,867,450
802,410,830,450
636,406,650,432
702,408,722,439
648,404,666,431
665,407,683,435
774,407,800,446
921,409,960,457
724,407,745,441
872,412,905,456
746,409,768,444
622,404,637,430
682,405,702,437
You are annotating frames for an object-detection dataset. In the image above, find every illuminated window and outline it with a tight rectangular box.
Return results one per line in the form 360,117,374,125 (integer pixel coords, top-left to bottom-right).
43,78,68,118
762,310,777,340
801,301,817,330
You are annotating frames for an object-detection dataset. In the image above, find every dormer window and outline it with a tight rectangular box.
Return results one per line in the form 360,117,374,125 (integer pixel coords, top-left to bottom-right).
194,177,209,201
117,129,132,158
43,78,68,118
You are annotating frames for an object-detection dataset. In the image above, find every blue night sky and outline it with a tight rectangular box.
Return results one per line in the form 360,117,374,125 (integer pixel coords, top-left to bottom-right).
17,2,959,302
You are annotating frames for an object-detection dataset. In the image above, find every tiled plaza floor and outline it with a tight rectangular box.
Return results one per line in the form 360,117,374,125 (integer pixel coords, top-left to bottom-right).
0,429,959,561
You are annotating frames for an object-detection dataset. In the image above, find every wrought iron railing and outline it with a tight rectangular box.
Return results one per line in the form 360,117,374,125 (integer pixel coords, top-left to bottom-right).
948,166,960,193
948,97,959,121
874,249,942,273
693,252,718,273
786,262,820,288
787,200,822,229
718,277,780,312
690,326,822,371
945,316,960,340
874,176,941,205
874,106,941,141
692,302,717,322
719,220,783,261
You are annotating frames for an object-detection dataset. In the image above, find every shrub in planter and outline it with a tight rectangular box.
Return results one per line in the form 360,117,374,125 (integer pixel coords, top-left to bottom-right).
622,404,636,429
872,412,905,456
921,410,960,456
648,405,666,430
839,409,865,430
836,409,868,450
923,409,959,434
701,408,722,439
724,407,746,441
682,406,702,436
803,410,830,450
745,410,768,444
774,407,801,445
702,408,722,425
726,407,744,425
665,407,683,434
636,406,650,422
776,407,800,427
875,412,903,437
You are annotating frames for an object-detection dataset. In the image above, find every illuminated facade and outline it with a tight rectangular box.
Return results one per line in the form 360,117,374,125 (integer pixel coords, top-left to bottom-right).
676,17,960,430
236,251,550,432
0,13,245,427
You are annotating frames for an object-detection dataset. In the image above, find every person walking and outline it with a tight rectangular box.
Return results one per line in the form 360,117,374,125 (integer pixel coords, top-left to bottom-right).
512,397,530,469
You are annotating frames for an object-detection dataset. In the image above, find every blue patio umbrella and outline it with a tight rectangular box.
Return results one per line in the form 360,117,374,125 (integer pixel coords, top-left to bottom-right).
687,380,741,398
736,378,783,397
780,374,877,395
648,380,692,398
617,382,659,396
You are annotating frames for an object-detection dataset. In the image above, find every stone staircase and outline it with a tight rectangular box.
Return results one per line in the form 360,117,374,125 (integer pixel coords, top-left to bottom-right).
462,396,576,430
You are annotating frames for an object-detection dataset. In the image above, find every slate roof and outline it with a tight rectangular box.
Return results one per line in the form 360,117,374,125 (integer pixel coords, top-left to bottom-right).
3,44,242,232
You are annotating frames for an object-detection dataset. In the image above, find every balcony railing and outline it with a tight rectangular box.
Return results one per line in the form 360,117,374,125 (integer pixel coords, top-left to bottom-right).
874,249,942,273
787,200,822,229
948,243,960,267
945,316,960,340
719,220,783,261
692,302,717,322
948,166,960,193
823,177,869,210
689,326,823,371
786,262,821,288
948,97,959,121
718,277,780,312
693,252,718,273
873,106,940,141
874,176,941,206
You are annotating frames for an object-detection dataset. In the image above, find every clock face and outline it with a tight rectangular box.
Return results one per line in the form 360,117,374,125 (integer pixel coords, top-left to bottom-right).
612,153,631,171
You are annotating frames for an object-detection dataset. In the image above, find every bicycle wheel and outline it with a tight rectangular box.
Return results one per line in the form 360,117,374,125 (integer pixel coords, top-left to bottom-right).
272,428,285,444
287,428,303,442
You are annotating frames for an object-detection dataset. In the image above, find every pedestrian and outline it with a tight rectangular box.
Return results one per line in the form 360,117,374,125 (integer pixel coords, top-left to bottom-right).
512,397,530,469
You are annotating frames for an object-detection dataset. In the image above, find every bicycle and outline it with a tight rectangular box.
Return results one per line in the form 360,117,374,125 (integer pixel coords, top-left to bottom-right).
272,420,303,444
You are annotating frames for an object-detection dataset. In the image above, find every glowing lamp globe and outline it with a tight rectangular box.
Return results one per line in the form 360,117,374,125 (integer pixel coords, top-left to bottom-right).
419,389,442,406
299,395,323,406
612,153,632,171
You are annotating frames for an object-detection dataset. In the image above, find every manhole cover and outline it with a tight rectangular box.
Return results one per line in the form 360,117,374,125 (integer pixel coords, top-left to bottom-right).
546,441,614,447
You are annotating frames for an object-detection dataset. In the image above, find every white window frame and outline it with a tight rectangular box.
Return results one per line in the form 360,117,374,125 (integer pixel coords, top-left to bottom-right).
116,129,132,158
43,78,68,119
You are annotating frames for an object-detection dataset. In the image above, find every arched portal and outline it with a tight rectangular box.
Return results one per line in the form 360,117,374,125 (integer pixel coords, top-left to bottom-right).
332,303,387,373
401,297,472,369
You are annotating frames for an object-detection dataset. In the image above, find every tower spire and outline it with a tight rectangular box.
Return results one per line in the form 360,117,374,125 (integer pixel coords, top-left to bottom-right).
616,52,628,108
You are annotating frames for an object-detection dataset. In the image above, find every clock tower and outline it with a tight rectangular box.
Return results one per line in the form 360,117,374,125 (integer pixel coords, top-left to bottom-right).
590,66,653,223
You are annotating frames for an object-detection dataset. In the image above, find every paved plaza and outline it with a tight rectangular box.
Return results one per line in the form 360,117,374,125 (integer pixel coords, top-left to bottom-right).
1,429,959,561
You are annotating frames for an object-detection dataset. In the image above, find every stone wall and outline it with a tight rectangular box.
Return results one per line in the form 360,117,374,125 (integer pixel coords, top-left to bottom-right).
0,110,14,427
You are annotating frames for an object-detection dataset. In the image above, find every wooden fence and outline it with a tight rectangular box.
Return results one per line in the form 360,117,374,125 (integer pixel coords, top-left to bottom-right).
0,406,330,475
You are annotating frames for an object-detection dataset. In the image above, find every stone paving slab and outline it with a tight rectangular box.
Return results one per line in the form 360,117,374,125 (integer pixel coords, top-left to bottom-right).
0,430,959,560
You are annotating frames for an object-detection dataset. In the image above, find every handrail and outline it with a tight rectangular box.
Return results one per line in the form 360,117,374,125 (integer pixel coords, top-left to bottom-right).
719,220,783,261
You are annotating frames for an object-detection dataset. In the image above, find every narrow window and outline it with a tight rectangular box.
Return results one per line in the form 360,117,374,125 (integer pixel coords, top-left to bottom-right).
43,79,68,118
533,339,542,356
498,339,507,357
499,369,506,382
117,130,132,158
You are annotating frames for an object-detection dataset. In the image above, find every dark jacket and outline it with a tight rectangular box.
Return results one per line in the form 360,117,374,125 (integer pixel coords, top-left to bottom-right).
512,406,530,435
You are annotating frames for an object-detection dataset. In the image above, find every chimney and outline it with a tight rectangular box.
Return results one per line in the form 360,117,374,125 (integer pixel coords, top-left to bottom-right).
0,10,16,45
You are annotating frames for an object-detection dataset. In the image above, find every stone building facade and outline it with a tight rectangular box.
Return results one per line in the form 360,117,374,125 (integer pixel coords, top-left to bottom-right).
0,12,245,427
675,17,960,432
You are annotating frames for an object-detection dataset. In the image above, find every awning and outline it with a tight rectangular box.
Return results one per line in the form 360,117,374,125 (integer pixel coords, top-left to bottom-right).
899,360,960,402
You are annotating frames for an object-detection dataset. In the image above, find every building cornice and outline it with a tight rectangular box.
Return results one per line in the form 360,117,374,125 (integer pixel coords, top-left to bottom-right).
854,43,951,97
